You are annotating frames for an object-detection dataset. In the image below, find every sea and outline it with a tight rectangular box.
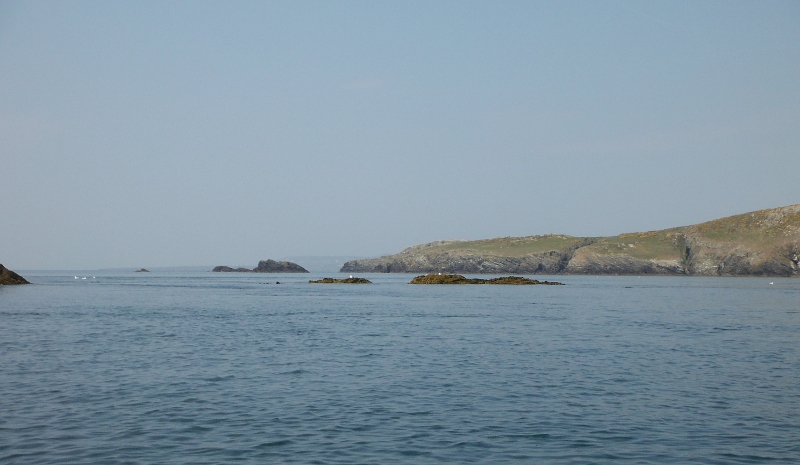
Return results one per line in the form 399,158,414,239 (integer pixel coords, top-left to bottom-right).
1,271,798,464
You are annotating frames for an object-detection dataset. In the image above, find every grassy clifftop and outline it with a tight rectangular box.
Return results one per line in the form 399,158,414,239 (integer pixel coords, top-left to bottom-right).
341,204,800,276
398,235,587,257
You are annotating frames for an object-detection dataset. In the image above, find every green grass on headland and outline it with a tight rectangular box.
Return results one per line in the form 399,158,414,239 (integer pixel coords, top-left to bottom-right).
403,235,588,257
341,204,800,276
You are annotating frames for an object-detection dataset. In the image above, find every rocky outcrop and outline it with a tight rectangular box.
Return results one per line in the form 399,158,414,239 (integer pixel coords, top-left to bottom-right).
213,260,309,273
341,204,800,277
409,274,563,285
254,260,308,273
0,264,30,285
212,266,252,272
309,277,372,283
135,268,149,272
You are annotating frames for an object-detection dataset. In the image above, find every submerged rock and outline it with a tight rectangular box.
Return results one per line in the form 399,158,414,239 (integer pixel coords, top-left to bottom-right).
0,264,30,285
409,274,563,285
309,277,372,284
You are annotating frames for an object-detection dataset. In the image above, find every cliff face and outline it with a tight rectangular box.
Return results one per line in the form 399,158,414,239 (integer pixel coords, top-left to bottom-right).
213,260,309,273
0,264,30,285
680,205,800,276
341,204,800,277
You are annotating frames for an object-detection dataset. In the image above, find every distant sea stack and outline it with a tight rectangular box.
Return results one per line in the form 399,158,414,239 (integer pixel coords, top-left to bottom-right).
213,259,309,273
0,264,30,285
341,204,800,277
254,260,308,273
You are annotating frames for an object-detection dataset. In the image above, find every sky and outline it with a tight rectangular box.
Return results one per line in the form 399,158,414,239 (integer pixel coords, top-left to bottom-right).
1,0,799,270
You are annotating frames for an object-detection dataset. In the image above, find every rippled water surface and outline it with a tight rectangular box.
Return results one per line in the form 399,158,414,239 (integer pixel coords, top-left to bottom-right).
1,272,799,464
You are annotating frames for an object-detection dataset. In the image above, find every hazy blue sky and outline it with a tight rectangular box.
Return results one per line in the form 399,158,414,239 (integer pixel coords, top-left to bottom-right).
2,1,799,270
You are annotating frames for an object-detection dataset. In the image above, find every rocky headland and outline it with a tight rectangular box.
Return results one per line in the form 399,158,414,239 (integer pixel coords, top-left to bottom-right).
341,204,800,277
0,264,30,285
409,274,563,285
213,259,309,273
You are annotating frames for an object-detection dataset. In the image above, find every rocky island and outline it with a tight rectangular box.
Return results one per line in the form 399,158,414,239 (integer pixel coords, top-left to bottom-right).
0,264,30,285
309,277,372,284
410,274,563,285
212,266,252,272
341,204,800,277
213,259,309,273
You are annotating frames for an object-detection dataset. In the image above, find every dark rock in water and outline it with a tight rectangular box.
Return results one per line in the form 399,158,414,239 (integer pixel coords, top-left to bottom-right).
212,266,253,272
0,264,30,285
135,268,149,273
309,277,372,284
254,260,309,273
409,274,563,285
212,260,309,273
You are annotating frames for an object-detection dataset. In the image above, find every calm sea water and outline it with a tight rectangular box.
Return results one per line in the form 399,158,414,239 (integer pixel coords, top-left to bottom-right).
1,272,799,464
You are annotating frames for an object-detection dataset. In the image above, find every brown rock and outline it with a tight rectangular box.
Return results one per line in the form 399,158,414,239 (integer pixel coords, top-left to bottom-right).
409,274,563,285
309,277,372,284
0,264,30,285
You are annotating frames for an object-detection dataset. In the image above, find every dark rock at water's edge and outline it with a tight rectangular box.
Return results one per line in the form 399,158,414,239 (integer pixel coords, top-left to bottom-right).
342,204,800,277
212,260,309,273
0,264,30,285
309,277,372,284
135,268,149,273
409,274,564,285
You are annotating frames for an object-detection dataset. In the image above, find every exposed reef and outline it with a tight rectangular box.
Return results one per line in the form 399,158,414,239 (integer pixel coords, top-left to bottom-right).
409,274,563,285
213,260,309,273
341,204,800,277
0,264,30,285
309,277,372,284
